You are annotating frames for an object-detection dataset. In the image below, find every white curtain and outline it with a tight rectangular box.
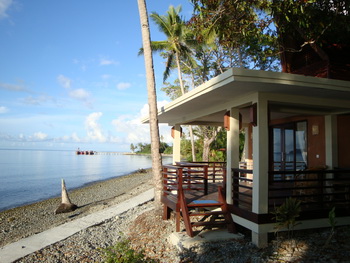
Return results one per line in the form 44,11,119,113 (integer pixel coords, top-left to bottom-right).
296,122,307,170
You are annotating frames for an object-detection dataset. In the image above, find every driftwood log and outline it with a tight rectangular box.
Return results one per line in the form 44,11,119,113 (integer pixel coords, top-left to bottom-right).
55,179,78,214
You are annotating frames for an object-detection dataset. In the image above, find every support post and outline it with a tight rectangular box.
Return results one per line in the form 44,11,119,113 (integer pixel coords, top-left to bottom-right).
252,231,268,248
252,97,269,214
226,108,240,204
251,96,269,247
325,115,338,169
172,124,182,164
325,115,338,192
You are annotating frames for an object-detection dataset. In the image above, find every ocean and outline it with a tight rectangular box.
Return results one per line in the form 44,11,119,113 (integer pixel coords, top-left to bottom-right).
0,149,171,212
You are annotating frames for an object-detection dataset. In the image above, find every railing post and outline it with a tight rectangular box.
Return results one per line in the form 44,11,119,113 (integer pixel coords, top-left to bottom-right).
177,167,183,192
223,166,227,193
232,169,238,206
204,165,208,195
213,162,216,183
163,166,168,197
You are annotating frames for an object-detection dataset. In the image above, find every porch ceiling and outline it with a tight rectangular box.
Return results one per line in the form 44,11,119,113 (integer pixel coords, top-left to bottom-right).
143,68,350,126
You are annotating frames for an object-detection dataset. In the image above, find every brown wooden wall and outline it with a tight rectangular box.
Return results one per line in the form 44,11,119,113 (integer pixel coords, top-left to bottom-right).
307,116,325,168
338,114,350,168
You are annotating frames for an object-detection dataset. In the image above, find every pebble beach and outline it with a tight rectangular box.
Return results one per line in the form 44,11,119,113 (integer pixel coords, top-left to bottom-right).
0,169,154,248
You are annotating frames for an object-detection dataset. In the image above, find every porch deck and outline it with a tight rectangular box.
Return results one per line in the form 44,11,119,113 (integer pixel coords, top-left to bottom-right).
162,162,350,236
161,163,236,237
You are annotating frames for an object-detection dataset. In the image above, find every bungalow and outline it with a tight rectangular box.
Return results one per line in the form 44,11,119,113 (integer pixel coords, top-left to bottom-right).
149,68,350,248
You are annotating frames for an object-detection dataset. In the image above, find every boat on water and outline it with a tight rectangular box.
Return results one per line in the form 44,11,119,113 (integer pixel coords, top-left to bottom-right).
76,149,95,155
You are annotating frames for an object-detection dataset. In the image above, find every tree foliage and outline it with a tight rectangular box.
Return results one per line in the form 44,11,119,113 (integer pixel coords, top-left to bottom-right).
270,0,350,46
141,5,199,94
189,0,280,72
132,141,170,154
190,0,350,77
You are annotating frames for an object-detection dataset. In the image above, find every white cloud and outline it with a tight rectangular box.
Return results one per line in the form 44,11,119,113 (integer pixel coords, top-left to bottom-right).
71,132,81,142
57,74,71,89
0,131,50,142
0,82,27,92
112,115,149,143
73,58,91,71
69,88,93,108
21,95,55,105
57,75,92,107
85,112,106,142
99,58,117,66
117,82,131,90
0,106,8,113
59,132,82,143
0,0,12,20
101,74,111,80
112,100,172,145
33,132,48,140
140,100,169,118
0,100,172,150
69,88,90,100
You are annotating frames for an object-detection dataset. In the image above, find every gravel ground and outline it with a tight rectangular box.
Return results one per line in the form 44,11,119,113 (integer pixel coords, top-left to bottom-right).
14,202,158,263
1,169,350,262
12,201,350,263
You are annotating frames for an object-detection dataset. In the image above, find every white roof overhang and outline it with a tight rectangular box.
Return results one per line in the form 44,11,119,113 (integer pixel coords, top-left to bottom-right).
142,68,350,126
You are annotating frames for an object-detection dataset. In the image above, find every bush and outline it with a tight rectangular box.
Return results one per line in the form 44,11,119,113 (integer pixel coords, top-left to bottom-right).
104,238,158,263
273,197,301,239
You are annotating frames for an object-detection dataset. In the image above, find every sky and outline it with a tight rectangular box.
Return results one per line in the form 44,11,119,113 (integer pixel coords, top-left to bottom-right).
0,0,194,151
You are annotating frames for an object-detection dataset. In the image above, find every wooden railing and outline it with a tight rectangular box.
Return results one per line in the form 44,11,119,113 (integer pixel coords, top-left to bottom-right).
272,161,307,180
231,168,350,220
268,169,350,213
162,165,182,203
188,161,226,184
162,164,209,200
232,168,253,211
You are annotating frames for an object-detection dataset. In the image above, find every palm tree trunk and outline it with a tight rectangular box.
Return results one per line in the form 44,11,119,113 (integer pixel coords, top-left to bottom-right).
137,0,163,210
188,70,196,161
175,52,185,95
202,127,220,162
189,125,196,161
202,138,211,162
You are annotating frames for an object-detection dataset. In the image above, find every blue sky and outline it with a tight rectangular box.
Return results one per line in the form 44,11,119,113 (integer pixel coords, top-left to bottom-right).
0,0,193,151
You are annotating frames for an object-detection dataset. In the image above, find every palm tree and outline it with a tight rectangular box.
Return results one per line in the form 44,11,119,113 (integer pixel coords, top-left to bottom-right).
137,0,163,210
140,5,198,95
150,6,201,161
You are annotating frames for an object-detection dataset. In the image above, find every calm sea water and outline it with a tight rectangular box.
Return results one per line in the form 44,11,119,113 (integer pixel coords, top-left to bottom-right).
0,149,171,212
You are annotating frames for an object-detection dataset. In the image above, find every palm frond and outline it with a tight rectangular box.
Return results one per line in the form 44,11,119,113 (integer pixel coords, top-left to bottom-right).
150,12,172,38
163,52,175,82
138,41,170,56
150,41,170,52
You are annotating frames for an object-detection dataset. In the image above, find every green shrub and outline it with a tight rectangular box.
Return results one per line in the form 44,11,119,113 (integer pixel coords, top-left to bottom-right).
273,197,301,239
324,207,337,247
104,238,157,263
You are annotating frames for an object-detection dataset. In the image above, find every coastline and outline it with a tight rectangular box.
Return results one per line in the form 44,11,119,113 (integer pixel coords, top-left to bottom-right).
0,168,152,213
0,169,154,248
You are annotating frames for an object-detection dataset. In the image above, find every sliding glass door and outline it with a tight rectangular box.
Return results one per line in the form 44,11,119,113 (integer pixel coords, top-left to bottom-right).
271,121,307,180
